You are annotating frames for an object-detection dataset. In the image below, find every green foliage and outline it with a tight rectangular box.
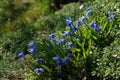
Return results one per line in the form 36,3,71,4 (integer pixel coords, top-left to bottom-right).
0,52,25,79
0,25,36,54
92,38,120,79
0,0,120,79
31,3,85,37
0,0,52,35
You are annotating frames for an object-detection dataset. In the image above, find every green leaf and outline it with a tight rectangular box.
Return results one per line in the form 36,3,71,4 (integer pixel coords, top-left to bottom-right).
105,22,113,37
101,21,108,32
41,65,52,73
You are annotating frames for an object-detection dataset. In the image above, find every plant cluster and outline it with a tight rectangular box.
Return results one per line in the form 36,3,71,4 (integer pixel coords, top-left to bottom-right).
17,1,120,79
0,0,120,79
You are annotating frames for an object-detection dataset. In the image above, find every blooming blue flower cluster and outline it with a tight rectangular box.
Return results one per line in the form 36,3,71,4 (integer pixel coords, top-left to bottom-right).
52,54,73,66
90,21,102,33
45,6,105,68
62,57,69,65
18,42,37,59
56,39,66,46
17,5,116,76
53,55,61,66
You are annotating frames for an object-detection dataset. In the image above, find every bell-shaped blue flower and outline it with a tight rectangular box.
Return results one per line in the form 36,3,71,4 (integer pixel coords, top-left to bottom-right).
53,55,61,62
36,59,43,64
29,48,36,54
62,32,71,38
56,61,61,66
56,40,61,46
66,18,72,26
34,68,44,74
60,39,66,45
62,58,69,65
68,42,72,51
81,16,87,23
72,26,79,32
53,55,61,66
90,21,97,30
86,10,92,16
77,20,82,26
67,54,74,59
38,55,43,59
108,13,115,20
108,13,115,23
86,6,90,11
49,34,56,41
86,7,92,16
28,42,36,49
96,26,102,33
18,52,24,59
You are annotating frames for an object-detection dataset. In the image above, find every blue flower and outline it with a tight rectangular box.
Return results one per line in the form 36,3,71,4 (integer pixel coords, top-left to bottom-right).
86,6,90,11
56,61,61,66
86,7,92,16
53,55,61,62
67,54,74,59
60,39,66,45
96,26,102,33
68,42,72,50
49,34,56,41
29,48,36,54
56,40,61,46
56,39,66,46
62,58,69,65
90,21,97,30
18,52,24,59
53,56,61,66
108,13,115,20
108,13,115,23
86,10,92,16
38,56,43,59
34,68,44,74
66,18,72,26
72,26,79,32
77,20,82,26
81,16,87,23
28,42,36,49
36,59,43,64
62,32,71,38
